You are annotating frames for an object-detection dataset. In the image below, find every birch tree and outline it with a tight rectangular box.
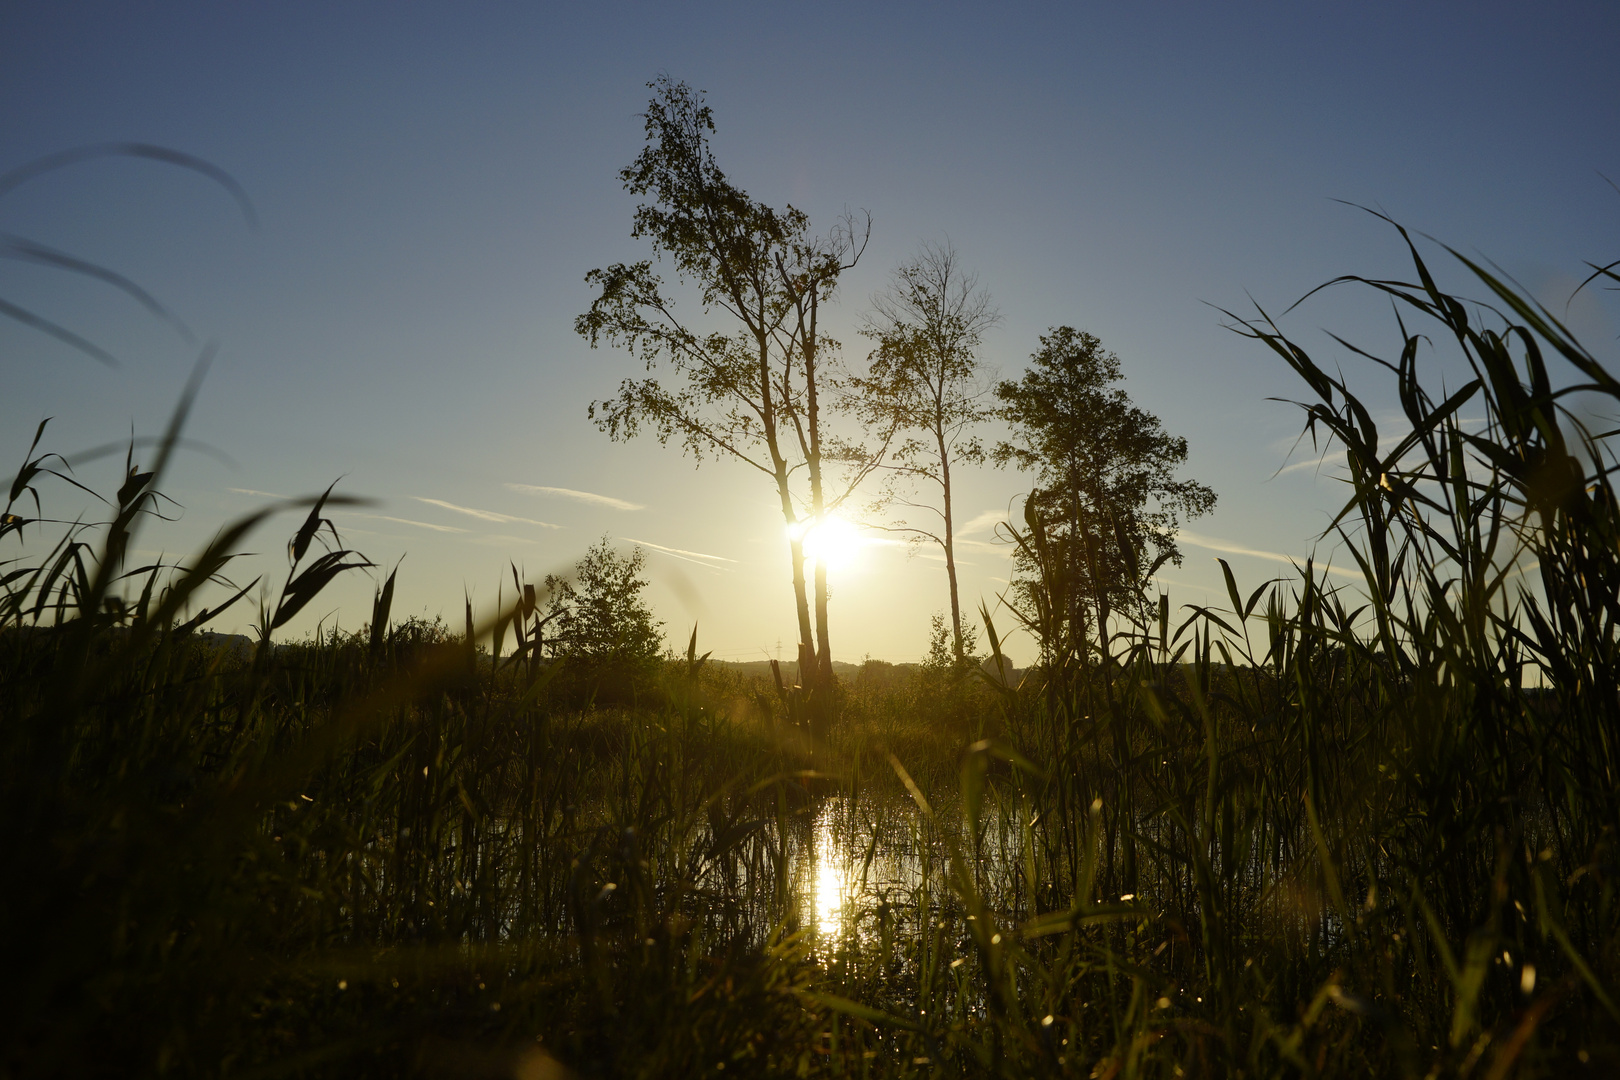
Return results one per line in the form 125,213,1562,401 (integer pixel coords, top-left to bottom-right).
849,242,998,662
575,77,882,695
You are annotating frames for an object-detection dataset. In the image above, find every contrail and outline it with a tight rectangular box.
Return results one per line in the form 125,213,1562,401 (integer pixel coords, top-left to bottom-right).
505,484,644,511
622,537,735,569
1178,530,1359,579
957,509,1007,535
412,496,561,528
351,513,468,534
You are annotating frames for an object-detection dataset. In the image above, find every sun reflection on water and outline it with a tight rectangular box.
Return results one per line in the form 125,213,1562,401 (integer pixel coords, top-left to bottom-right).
810,804,850,937
795,797,959,948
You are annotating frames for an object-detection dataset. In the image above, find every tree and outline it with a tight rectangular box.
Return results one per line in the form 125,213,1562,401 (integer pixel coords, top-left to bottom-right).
850,242,998,663
543,537,664,677
994,327,1216,663
575,77,882,698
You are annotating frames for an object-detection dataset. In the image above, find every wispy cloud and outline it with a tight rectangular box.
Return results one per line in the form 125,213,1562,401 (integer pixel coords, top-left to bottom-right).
411,497,561,529
470,533,543,547
1274,421,1488,478
622,537,735,570
1274,454,1340,477
1178,530,1359,579
506,484,644,511
958,509,1007,536
228,487,287,499
866,536,975,565
346,512,468,534
915,549,975,566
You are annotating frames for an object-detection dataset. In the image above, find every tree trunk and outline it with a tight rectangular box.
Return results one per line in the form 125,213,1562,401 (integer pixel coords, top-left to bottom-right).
801,290,835,693
813,559,832,685
760,321,816,678
1071,474,1085,665
939,432,964,662
790,534,815,676
778,481,815,677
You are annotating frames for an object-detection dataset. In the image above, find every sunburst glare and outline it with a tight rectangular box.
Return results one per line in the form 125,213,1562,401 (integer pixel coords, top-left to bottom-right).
787,513,866,574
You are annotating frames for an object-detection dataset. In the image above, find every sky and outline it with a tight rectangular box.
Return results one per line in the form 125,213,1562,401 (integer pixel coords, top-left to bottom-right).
3,1,1618,663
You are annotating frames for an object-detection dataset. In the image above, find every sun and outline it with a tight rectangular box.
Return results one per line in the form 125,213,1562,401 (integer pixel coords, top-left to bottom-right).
788,514,865,574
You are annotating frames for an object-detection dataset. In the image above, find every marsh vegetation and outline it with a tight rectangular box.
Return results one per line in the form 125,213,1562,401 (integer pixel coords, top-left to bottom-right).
6,105,1620,1080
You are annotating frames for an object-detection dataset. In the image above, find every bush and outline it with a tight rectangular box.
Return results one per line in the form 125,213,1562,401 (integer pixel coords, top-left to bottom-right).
541,537,664,703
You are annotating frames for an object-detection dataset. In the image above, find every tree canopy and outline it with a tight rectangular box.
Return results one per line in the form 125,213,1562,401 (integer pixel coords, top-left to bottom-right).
850,241,998,662
994,327,1215,658
543,538,663,671
575,76,879,701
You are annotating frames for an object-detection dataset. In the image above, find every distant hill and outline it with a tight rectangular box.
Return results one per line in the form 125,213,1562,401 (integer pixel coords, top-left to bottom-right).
708,656,1023,688
708,659,875,684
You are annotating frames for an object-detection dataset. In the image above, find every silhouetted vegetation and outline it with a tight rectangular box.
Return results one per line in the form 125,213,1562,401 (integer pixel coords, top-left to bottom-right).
994,326,1217,658
576,76,883,706
852,242,1000,664
6,143,1620,1078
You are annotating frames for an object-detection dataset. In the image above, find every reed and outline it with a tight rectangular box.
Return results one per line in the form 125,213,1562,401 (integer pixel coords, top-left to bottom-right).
4,216,1618,1078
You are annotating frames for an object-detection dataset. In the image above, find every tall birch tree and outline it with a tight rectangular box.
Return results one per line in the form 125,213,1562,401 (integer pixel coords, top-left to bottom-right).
849,242,998,662
575,77,880,695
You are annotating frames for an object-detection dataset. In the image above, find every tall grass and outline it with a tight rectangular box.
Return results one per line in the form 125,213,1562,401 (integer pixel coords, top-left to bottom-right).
917,215,1620,1076
5,217,1619,1078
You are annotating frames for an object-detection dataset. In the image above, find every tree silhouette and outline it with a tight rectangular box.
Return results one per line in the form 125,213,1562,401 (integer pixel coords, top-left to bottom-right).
576,77,885,699
994,327,1215,663
849,242,998,662
543,538,663,673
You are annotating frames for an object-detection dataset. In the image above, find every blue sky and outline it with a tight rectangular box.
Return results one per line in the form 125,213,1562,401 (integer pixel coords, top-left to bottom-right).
3,2,1617,662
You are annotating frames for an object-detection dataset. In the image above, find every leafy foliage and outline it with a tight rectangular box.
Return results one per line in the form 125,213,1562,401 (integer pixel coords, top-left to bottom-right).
542,537,664,689
576,75,882,695
995,327,1216,658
